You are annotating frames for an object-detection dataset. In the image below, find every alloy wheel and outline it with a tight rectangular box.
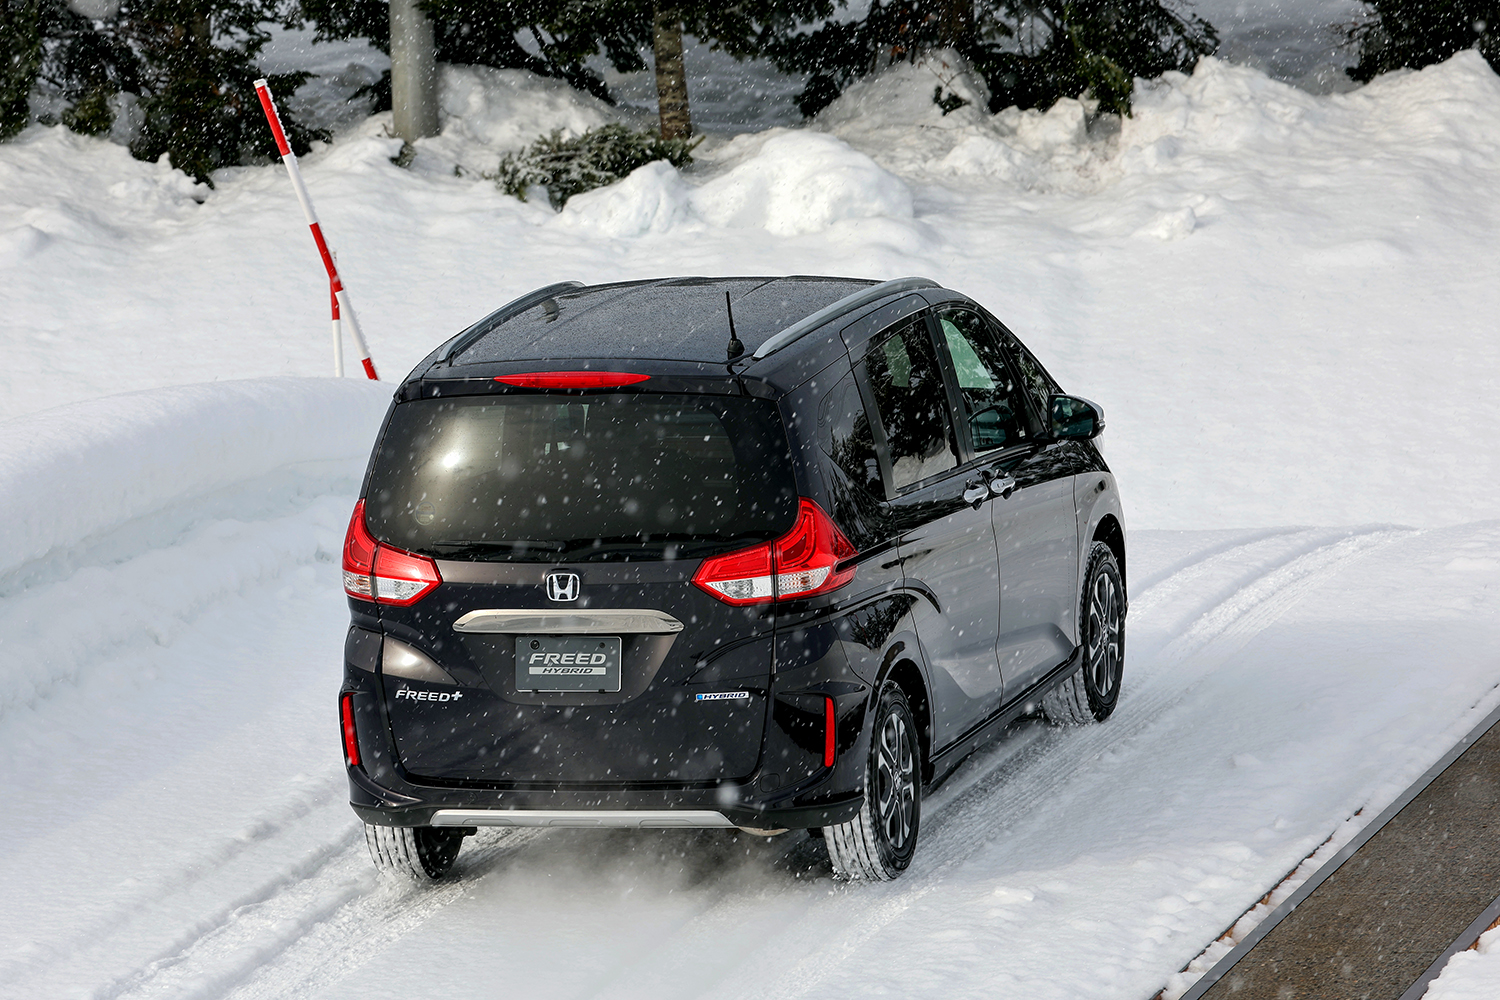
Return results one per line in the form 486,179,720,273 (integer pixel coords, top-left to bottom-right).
875,710,917,851
1088,571,1122,698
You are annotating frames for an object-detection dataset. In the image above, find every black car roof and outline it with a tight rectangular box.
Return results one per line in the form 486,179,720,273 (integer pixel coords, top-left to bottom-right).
447,276,879,367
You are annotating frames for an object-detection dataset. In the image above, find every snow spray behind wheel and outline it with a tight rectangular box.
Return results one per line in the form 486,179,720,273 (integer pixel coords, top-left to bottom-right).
254,79,379,381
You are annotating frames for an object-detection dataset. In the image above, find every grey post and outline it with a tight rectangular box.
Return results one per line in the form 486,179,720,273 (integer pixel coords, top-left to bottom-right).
389,0,440,142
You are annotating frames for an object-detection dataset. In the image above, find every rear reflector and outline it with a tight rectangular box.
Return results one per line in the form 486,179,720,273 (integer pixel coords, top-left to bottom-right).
824,696,836,767
340,692,361,767
692,498,856,606
494,371,650,388
342,500,442,606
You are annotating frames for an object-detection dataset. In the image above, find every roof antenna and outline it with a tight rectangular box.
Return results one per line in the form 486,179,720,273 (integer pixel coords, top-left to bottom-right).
725,291,745,361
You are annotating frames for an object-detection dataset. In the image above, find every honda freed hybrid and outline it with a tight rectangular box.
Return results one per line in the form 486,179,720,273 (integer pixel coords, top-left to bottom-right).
339,275,1126,881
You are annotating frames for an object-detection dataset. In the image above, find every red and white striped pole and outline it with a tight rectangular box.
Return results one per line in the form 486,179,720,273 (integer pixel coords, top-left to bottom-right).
330,281,344,377
254,78,378,380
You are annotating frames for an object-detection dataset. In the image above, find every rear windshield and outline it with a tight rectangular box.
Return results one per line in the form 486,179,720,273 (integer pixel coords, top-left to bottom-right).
365,393,798,561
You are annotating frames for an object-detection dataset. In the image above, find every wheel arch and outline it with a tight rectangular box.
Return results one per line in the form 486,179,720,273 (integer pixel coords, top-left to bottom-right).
1091,513,1126,598
879,657,933,784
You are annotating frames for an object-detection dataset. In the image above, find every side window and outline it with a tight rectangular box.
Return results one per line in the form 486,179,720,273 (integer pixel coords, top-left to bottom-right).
863,318,959,492
1002,327,1061,422
936,308,1031,453
818,370,883,497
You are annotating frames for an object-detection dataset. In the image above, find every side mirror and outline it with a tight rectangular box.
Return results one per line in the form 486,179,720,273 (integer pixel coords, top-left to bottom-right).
1050,395,1104,440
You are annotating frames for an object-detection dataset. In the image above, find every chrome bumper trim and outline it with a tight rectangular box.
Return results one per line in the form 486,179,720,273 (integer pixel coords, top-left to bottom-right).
452,609,684,635
429,809,735,829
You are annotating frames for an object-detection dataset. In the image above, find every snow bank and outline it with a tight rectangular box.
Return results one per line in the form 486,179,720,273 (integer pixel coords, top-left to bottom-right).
815,49,994,135
1426,925,1500,999
421,64,627,176
693,131,913,235
1125,50,1500,160
558,160,695,237
0,378,389,582
0,126,203,268
814,50,1101,186
560,131,914,238
5,51,1500,531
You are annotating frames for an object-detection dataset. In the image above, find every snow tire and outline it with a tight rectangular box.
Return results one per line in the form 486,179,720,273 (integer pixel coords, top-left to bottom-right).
1043,541,1125,725
364,822,465,879
823,682,921,881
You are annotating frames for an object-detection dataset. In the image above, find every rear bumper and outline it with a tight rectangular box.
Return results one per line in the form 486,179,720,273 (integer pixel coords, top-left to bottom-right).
346,761,864,830
343,615,874,832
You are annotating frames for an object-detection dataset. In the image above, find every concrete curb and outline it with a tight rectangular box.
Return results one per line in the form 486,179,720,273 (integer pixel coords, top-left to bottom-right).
1177,697,1500,1000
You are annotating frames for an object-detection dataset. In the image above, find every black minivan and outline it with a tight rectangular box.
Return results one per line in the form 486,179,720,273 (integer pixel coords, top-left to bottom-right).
339,275,1126,881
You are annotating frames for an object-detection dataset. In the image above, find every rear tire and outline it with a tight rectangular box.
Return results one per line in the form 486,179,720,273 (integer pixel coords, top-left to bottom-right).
823,682,921,881
1043,542,1125,725
364,823,465,879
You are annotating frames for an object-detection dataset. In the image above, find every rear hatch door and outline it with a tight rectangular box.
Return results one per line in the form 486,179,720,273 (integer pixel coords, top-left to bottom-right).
364,387,797,784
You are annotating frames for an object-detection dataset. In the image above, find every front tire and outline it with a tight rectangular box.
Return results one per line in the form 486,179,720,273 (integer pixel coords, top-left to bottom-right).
364,823,465,879
823,682,921,881
1043,541,1126,725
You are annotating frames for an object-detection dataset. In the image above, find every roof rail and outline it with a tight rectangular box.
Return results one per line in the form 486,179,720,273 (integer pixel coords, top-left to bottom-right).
751,276,940,360
441,280,585,363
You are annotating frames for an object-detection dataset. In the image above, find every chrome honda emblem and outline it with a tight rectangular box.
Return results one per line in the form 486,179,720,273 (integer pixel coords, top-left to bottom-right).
545,571,580,602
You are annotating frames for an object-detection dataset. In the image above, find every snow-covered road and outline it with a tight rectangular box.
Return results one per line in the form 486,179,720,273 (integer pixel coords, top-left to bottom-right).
6,16,1500,995
2,383,1496,1000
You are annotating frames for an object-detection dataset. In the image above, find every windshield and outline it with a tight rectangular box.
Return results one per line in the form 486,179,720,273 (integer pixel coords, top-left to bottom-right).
365,393,798,561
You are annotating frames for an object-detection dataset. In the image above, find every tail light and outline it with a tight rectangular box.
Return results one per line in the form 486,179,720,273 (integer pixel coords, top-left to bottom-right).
693,499,856,606
342,500,442,606
340,692,361,767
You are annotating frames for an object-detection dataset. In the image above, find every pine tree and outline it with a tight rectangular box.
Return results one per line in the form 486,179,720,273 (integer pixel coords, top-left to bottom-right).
763,0,1217,118
1347,1,1499,81
1,0,324,185
0,1,50,139
121,0,324,184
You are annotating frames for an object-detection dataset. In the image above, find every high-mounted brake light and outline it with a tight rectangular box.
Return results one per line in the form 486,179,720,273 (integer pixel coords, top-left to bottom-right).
340,692,361,767
692,499,857,606
493,371,650,388
342,500,442,606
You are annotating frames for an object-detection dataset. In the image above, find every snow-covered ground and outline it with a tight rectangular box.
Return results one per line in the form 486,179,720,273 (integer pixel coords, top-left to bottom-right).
2,396,1496,998
4,9,1500,997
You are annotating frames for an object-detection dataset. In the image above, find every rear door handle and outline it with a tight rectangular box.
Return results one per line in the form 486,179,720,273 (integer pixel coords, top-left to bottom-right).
962,480,989,508
988,474,1017,499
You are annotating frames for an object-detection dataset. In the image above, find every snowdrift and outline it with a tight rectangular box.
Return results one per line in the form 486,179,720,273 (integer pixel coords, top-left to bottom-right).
0,378,388,582
560,131,914,237
0,378,388,717
5,53,1499,533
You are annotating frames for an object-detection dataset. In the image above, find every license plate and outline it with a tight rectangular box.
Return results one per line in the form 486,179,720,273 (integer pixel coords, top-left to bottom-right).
515,636,622,692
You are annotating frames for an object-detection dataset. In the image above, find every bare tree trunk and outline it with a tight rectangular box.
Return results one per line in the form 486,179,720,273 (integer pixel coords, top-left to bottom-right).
189,7,209,54
652,3,691,139
390,0,440,142
936,0,975,50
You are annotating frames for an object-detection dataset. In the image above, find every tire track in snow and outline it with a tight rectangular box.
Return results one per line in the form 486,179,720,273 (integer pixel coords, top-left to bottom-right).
106,830,545,1000
0,501,361,1000
22,526,1407,1000
0,774,348,994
